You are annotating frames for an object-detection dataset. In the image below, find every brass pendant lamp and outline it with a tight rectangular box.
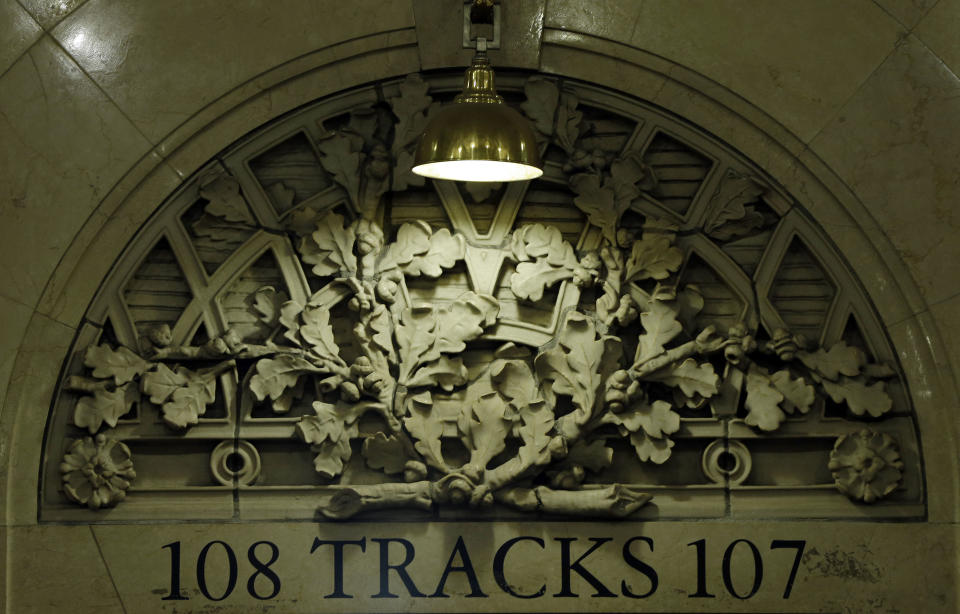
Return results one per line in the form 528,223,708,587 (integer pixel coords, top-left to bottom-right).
412,2,542,183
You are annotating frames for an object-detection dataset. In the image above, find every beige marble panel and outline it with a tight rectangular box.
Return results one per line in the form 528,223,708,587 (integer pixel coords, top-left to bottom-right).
875,0,940,29
52,0,416,144
7,525,124,613
547,0,904,143
17,0,88,30
414,0,544,70
0,0,42,76
539,37,668,107
0,35,153,308
160,32,420,178
1,312,75,526
544,0,640,44
915,0,960,75
82,521,957,612
0,295,34,410
810,36,960,307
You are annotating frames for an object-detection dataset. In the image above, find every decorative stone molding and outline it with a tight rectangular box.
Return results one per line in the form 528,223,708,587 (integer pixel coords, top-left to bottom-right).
41,71,923,521
829,430,903,503
60,435,136,509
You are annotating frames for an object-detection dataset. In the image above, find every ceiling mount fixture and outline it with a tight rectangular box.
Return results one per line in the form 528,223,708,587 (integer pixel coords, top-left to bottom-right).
412,0,543,183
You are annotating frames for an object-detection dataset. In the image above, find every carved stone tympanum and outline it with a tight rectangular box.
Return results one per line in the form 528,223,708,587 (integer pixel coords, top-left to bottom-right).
42,72,922,522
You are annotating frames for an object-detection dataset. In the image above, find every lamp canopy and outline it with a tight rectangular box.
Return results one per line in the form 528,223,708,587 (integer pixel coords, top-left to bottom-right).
412,51,543,182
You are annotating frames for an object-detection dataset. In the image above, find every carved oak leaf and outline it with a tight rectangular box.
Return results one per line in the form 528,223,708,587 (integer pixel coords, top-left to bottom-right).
647,358,719,399
296,401,359,479
490,359,543,416
403,391,446,471
536,312,622,439
299,212,358,276
555,91,583,155
199,174,255,224
636,297,683,364
300,304,344,365
514,401,555,469
676,285,705,334
270,377,305,415
84,344,151,386
609,151,657,200
347,107,379,146
615,399,681,440
74,383,138,434
509,224,581,301
381,220,430,266
704,170,767,241
280,300,304,344
362,432,408,475
405,356,469,391
460,391,511,470
250,355,320,412
565,439,614,472
570,173,618,244
287,207,323,236
744,365,787,431
357,304,396,366
511,260,574,302
798,341,865,381
628,430,674,464
393,148,425,192
521,76,559,138
391,74,434,153
403,229,465,278
388,77,435,193
313,432,356,480
511,224,578,265
625,221,683,282
395,292,499,385
822,376,893,418
140,363,188,405
252,286,289,329
162,380,216,429
381,222,466,278
770,369,815,414
316,133,362,210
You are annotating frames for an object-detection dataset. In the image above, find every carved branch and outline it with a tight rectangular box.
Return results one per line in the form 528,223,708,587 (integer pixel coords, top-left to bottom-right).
496,485,651,518
317,482,435,520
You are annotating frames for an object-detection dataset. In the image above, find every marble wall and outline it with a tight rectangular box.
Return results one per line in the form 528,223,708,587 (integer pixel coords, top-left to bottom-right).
1,0,958,611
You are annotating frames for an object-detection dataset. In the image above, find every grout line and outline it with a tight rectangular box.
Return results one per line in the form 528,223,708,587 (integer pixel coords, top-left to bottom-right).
44,33,158,149
804,34,904,148
88,525,130,614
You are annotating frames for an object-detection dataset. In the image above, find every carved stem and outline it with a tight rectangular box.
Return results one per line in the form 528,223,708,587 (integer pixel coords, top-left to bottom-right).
317,482,434,520
631,331,733,379
64,375,111,393
495,484,651,518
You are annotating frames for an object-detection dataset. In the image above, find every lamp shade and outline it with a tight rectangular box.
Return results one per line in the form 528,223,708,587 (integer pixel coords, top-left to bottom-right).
412,53,542,182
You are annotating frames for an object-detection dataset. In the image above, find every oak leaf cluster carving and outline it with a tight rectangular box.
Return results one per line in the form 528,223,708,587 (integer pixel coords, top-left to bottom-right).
61,74,907,516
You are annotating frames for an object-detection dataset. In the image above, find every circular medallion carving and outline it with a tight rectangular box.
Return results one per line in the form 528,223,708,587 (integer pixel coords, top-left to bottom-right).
210,440,261,487
701,439,752,486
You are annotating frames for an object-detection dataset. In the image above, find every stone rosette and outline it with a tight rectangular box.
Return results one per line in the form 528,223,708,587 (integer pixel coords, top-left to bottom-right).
60,434,136,509
828,429,903,503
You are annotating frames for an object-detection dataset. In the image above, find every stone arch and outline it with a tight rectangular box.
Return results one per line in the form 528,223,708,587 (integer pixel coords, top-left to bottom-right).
2,3,958,610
